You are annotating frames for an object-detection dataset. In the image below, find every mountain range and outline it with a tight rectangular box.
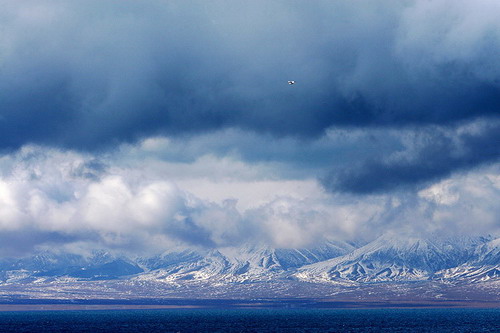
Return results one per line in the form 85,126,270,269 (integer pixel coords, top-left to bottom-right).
0,234,498,301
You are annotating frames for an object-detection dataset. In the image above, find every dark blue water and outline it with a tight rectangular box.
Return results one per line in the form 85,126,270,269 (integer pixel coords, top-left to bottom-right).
0,308,498,332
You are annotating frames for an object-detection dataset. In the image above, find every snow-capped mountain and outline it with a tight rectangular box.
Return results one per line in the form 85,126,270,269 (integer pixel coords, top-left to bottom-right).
473,237,500,266
0,251,143,283
136,240,356,282
434,237,500,282
0,235,498,288
295,234,496,283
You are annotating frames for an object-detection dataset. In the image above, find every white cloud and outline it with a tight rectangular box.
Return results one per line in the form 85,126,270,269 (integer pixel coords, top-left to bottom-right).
0,144,497,256
417,167,500,235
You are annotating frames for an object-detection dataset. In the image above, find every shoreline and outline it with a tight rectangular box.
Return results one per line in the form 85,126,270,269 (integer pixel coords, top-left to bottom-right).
0,299,498,311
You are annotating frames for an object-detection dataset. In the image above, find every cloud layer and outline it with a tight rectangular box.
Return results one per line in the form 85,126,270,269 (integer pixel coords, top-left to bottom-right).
0,1,498,254
324,120,500,193
1,0,498,193
0,146,497,256
1,2,498,133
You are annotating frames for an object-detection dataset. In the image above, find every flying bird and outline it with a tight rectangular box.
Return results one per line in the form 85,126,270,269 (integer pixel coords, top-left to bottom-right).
288,80,295,85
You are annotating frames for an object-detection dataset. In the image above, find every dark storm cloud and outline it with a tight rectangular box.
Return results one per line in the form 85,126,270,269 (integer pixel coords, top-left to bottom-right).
0,0,499,192
324,120,500,194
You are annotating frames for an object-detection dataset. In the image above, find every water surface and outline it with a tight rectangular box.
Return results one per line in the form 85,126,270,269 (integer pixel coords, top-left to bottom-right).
0,308,498,332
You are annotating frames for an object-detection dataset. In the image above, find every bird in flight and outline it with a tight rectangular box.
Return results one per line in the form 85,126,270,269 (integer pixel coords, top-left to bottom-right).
288,80,295,85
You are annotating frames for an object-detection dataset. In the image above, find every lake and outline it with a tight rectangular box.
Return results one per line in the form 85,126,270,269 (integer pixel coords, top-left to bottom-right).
0,308,498,332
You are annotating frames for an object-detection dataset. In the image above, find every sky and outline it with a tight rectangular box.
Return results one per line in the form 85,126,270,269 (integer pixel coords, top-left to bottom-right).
0,0,498,256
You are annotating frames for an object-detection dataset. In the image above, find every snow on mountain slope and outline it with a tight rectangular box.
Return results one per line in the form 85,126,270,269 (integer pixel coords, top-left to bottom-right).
0,251,143,282
473,237,500,266
434,237,500,282
295,234,492,283
135,240,355,283
0,236,498,286
0,240,354,284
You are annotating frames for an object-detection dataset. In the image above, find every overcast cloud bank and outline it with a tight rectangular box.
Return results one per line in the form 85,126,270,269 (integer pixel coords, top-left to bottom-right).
0,1,498,255
0,146,497,256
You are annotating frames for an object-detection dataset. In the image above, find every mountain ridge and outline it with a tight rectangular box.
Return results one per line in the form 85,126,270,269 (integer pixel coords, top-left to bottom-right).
0,235,498,287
